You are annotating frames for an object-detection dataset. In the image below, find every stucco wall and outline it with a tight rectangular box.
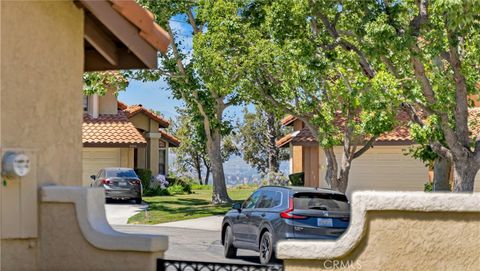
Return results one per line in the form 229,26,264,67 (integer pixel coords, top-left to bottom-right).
130,113,150,132
99,90,118,115
1,0,83,185
279,192,480,271
318,146,427,197
1,1,83,269
40,202,162,271
284,211,480,270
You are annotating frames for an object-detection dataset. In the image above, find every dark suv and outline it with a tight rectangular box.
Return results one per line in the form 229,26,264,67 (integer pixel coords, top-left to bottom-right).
221,186,350,264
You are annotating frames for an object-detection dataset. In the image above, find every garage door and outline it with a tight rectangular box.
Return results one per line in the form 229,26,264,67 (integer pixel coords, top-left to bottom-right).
82,148,121,186
319,146,428,197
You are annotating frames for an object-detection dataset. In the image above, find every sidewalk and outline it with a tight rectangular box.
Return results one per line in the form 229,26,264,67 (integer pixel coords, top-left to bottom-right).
155,215,224,231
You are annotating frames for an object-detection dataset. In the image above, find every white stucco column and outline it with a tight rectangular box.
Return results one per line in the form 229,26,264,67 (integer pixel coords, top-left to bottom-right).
146,132,161,175
92,94,99,118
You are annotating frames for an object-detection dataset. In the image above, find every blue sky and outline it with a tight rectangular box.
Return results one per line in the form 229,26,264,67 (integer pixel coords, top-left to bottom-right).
119,15,253,121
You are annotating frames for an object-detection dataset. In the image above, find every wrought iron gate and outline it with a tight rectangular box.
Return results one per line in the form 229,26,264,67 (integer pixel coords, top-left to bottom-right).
157,259,283,271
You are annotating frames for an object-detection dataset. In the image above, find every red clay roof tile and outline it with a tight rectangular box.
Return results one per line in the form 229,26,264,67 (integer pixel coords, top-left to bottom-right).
121,102,170,128
83,112,146,146
159,130,180,147
278,109,480,147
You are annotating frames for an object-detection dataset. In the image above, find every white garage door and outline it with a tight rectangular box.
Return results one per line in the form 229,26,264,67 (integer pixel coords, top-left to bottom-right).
319,146,429,197
82,148,121,186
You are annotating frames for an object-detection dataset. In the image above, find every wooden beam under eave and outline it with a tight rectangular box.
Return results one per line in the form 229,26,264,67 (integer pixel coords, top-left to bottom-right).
84,17,119,66
80,0,157,69
85,48,146,71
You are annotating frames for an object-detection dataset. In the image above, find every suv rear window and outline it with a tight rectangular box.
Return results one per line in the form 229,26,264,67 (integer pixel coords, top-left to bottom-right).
293,192,349,212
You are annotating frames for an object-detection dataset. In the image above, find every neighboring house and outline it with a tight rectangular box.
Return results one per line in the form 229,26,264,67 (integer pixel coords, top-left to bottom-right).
277,110,480,196
82,92,179,185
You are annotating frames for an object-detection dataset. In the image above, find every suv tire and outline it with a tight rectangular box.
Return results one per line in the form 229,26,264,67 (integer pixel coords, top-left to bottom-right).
259,231,275,264
224,226,237,258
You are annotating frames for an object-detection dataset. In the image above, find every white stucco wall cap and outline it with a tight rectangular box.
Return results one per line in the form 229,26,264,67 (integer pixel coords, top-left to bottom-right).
277,191,480,260
41,185,168,252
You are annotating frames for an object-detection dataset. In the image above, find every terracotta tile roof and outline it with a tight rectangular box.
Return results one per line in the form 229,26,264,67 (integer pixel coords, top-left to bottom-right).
277,111,412,147
277,109,480,147
109,0,171,53
117,101,128,110
83,112,147,146
120,102,170,128
281,115,298,126
159,130,180,147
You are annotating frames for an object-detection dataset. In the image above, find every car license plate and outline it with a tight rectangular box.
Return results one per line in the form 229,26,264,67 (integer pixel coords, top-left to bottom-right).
317,218,333,227
118,181,127,186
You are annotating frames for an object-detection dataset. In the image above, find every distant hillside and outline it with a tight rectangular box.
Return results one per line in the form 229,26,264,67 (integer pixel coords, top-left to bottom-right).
169,153,289,184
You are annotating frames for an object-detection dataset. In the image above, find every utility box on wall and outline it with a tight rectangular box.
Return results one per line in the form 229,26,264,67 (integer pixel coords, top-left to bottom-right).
1,149,38,238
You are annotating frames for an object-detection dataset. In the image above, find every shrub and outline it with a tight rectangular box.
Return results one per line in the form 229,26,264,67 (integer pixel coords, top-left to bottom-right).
135,168,153,194
424,182,433,192
166,184,186,195
167,176,193,194
289,172,305,186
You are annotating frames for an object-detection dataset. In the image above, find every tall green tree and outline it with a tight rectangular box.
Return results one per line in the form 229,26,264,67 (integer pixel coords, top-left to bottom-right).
237,106,288,174
133,0,242,203
170,108,210,184
200,0,480,192
302,0,480,192
170,107,240,185
196,0,401,193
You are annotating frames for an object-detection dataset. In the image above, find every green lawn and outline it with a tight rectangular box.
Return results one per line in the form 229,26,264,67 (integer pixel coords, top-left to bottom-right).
127,186,256,224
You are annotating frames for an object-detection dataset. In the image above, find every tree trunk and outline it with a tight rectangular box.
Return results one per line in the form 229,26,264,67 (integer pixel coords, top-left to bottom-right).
266,111,279,172
323,147,339,190
204,164,211,185
452,159,478,192
433,157,451,191
194,156,203,185
202,156,210,185
207,129,231,203
335,156,351,194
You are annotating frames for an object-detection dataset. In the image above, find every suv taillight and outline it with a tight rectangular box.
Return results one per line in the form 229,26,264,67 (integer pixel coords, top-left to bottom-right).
280,197,306,219
131,180,141,185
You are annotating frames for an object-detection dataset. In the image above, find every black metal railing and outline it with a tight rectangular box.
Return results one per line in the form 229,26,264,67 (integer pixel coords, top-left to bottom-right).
157,259,283,271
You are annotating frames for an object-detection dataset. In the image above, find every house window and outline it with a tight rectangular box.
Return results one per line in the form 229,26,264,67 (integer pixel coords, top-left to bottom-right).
83,96,88,112
159,148,166,175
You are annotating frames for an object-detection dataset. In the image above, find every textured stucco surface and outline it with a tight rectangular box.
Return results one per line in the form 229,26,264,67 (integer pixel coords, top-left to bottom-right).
41,186,168,252
1,1,83,269
40,202,163,271
280,192,480,271
1,0,83,186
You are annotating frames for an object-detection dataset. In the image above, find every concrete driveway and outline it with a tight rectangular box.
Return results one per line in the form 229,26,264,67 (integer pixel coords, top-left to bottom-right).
105,200,148,225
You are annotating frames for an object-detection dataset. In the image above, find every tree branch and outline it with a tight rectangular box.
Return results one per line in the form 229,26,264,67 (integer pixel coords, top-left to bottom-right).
352,136,377,159
186,8,201,35
446,27,470,148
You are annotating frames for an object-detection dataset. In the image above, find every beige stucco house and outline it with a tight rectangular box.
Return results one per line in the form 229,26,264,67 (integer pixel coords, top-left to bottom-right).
278,112,480,196
1,1,172,270
82,91,179,186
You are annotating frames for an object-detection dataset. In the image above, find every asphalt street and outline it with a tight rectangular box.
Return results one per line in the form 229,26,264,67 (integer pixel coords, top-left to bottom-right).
113,224,261,265
106,203,262,265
